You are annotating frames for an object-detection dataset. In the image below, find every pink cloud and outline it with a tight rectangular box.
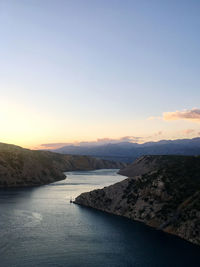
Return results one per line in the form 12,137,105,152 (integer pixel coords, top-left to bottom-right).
182,129,195,135
156,131,162,136
163,108,200,122
38,136,144,150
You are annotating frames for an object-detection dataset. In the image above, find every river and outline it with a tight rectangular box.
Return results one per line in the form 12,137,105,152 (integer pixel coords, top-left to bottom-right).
0,169,200,267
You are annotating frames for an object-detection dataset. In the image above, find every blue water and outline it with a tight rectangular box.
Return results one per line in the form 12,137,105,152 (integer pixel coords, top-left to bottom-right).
0,169,200,267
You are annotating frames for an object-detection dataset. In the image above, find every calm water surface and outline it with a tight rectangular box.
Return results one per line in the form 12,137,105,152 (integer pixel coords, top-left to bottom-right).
0,169,200,267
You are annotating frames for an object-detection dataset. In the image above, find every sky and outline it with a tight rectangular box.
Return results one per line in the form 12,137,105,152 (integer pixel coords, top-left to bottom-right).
0,0,200,149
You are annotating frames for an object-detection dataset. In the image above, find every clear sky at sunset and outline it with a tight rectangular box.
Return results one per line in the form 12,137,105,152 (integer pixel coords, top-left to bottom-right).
0,0,200,148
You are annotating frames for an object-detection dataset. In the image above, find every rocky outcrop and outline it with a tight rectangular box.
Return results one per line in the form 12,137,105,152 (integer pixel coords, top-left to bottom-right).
0,142,126,188
118,155,171,177
75,155,200,246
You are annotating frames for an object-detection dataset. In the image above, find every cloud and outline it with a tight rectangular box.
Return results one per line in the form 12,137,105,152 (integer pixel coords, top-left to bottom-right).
38,136,144,150
40,143,72,148
163,108,200,123
118,136,143,142
39,143,74,149
155,131,162,136
96,136,142,143
145,131,163,139
182,129,195,135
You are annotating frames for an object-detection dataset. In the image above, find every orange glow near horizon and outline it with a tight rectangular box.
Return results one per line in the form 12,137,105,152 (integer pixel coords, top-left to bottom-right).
1,97,200,150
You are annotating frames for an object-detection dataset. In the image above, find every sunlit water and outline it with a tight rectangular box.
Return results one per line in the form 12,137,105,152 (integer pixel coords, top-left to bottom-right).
0,169,200,267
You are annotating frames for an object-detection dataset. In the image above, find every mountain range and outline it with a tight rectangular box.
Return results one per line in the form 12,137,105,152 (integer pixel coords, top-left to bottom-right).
51,137,200,163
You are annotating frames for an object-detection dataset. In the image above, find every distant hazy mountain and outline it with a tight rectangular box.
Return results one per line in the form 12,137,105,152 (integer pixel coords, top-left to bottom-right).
52,138,200,163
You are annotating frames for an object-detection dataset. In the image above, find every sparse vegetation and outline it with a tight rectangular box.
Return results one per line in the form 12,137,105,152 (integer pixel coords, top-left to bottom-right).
0,142,125,187
75,155,200,246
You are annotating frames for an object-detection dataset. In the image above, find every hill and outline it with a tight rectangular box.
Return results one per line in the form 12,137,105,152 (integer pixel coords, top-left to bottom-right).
75,155,200,245
0,142,125,187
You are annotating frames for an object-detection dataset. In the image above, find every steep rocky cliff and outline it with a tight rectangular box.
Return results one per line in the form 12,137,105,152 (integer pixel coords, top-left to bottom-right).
75,155,200,245
0,142,126,187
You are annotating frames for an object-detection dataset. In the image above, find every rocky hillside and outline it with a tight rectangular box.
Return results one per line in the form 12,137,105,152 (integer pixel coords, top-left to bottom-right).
75,155,200,246
0,142,126,188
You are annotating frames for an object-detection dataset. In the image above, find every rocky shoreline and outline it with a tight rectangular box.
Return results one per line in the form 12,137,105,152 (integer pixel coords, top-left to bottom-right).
75,155,200,246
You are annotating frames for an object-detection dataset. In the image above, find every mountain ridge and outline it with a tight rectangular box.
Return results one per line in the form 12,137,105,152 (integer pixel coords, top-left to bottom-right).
49,137,200,163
